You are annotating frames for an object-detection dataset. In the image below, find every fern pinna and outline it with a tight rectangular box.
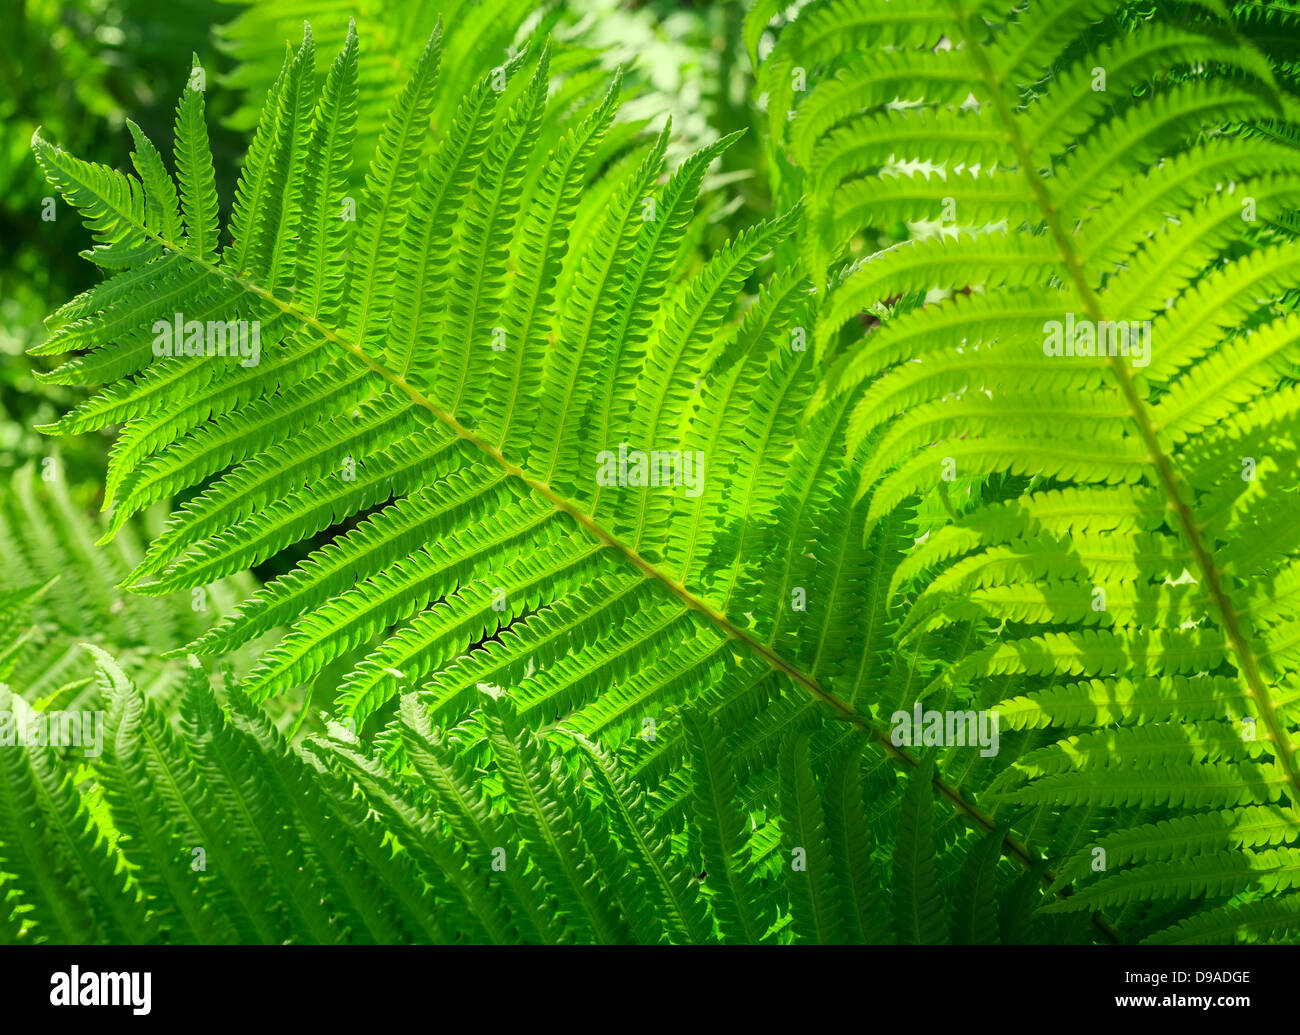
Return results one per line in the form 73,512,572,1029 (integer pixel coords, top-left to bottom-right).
0,457,262,721
12,0,1300,945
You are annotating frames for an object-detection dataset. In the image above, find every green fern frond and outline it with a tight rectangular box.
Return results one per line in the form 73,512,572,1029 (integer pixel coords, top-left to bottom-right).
766,0,1300,942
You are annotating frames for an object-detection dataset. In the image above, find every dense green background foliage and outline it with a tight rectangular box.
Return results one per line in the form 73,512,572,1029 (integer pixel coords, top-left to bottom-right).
4,0,1300,946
